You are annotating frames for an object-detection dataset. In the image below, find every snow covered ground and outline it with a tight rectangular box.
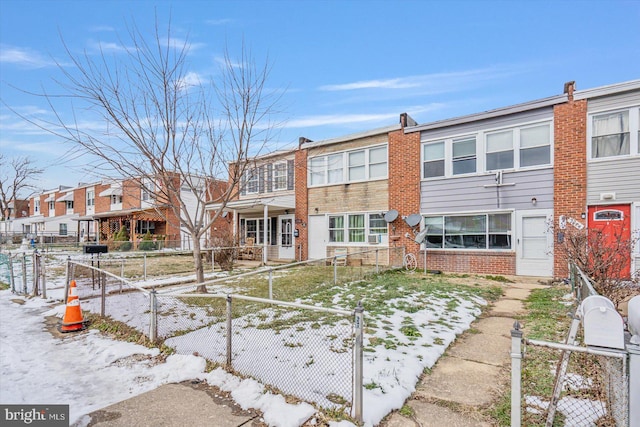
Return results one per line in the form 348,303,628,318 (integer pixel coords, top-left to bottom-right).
1,252,486,426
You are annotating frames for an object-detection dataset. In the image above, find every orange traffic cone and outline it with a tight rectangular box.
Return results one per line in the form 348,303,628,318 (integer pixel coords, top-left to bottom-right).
58,280,87,333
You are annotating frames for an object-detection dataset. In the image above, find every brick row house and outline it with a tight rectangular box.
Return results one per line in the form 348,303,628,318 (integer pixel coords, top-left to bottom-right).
6,173,217,250
217,79,638,278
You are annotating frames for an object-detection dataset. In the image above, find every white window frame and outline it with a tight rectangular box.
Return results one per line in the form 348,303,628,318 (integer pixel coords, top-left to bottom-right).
273,162,287,191
308,144,388,187
327,212,388,245
421,120,553,180
34,199,40,213
141,180,156,201
245,168,259,194
587,106,640,161
86,190,95,207
422,211,513,251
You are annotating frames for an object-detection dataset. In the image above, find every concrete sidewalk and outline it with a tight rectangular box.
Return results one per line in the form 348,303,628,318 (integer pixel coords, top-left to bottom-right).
382,277,548,427
80,381,261,427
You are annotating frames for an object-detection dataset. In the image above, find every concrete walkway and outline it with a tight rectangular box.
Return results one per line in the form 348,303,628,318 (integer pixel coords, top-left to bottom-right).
382,277,548,427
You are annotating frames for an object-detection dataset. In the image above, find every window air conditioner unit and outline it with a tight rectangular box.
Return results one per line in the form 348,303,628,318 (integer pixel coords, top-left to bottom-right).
368,234,381,244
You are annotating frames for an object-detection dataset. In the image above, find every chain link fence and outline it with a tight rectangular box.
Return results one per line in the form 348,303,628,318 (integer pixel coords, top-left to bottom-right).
511,262,631,427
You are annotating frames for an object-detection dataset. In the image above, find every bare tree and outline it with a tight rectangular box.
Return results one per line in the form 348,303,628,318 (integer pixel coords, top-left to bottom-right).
20,20,282,290
0,154,43,221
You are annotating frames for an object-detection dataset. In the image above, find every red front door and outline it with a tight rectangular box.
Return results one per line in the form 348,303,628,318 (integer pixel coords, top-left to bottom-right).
588,204,631,279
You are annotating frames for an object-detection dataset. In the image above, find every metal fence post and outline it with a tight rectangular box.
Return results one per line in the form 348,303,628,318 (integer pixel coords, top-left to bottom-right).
32,251,39,297
510,320,523,427
226,295,232,369
354,301,364,423
144,253,147,280
149,289,157,342
375,249,379,274
41,253,46,299
101,272,107,317
8,254,15,293
21,252,27,294
212,248,216,272
268,268,273,300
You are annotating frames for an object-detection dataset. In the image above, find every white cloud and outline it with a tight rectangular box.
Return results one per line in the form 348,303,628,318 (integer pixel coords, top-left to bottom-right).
319,66,522,94
205,18,233,26
87,40,135,54
89,25,116,32
285,112,398,128
214,55,243,69
0,45,56,68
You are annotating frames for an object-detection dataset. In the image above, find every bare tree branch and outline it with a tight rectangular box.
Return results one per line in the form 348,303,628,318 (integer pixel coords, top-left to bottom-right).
0,154,43,221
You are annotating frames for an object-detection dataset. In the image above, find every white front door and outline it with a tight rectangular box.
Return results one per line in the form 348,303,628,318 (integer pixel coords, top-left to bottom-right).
278,215,295,260
307,215,327,260
516,210,553,277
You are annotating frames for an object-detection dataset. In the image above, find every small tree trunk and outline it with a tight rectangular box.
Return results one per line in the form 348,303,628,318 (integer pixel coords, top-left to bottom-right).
193,233,207,293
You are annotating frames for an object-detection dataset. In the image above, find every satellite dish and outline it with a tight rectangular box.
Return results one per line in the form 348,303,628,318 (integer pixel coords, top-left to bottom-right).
404,214,422,228
414,227,429,244
384,209,399,223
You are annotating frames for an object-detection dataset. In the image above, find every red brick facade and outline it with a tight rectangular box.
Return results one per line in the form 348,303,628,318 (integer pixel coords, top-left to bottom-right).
425,250,516,275
553,85,588,278
294,149,309,260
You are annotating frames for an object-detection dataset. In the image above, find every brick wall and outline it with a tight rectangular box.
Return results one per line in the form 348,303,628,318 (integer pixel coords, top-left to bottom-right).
388,128,421,257
122,179,140,210
94,184,111,213
425,250,515,275
294,149,308,260
308,180,387,213
73,188,86,216
553,88,587,278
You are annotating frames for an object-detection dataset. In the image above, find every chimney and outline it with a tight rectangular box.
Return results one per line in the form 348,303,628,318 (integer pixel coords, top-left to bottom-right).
563,81,576,102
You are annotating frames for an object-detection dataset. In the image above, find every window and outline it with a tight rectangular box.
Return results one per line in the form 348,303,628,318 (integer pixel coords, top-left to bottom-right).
327,154,343,184
34,200,40,213
242,218,269,244
452,137,476,175
592,111,630,158
520,124,551,167
348,214,365,242
86,190,95,207
66,201,74,209
59,223,67,236
111,195,123,204
486,130,514,170
141,181,155,201
308,144,388,186
423,212,512,250
48,201,55,211
245,168,259,194
348,151,366,181
423,141,445,178
329,215,344,242
369,146,388,179
310,157,326,186
593,210,623,221
369,214,388,235
135,220,155,234
273,163,287,190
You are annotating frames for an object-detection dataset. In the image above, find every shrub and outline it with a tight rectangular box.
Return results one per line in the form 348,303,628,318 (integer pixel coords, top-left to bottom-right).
138,232,157,251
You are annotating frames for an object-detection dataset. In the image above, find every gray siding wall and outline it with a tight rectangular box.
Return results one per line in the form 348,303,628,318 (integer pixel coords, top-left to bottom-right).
587,157,640,204
421,168,553,213
420,108,553,140
587,91,640,112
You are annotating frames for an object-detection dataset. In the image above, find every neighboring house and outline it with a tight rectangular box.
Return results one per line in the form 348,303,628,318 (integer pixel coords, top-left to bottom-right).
578,80,640,278
0,199,30,239
26,186,76,241
207,150,297,263
296,120,411,264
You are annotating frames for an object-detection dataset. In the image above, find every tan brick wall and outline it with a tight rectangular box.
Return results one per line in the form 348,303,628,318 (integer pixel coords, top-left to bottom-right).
553,97,587,278
308,180,388,213
307,134,388,157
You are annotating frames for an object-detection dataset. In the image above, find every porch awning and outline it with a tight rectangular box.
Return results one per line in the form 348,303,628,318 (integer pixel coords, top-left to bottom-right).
44,195,55,202
134,210,166,222
56,193,74,202
99,187,123,197
207,194,295,214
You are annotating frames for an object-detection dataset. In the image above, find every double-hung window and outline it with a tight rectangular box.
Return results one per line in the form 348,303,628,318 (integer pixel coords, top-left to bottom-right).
308,144,387,186
452,137,476,175
86,190,95,207
520,124,551,167
273,163,287,190
369,146,387,179
327,154,343,184
423,141,445,178
591,111,630,158
34,200,40,213
369,213,387,234
348,151,366,181
329,213,387,244
348,214,365,242
245,168,259,194
486,130,514,170
329,215,345,243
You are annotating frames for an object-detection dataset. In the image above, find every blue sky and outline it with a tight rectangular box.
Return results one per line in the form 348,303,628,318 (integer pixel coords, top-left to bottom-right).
1,0,639,192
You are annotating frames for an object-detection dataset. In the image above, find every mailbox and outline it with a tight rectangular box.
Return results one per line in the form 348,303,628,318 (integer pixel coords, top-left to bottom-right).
83,244,109,254
579,295,624,350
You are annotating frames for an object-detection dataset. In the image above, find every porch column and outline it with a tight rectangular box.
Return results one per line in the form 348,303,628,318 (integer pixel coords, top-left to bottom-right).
233,210,238,240
263,205,268,264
